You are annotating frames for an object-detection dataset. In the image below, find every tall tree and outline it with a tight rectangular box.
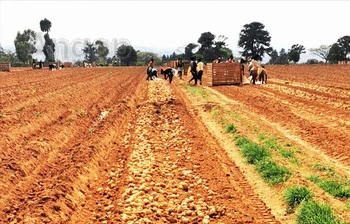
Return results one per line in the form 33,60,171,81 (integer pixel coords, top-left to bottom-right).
197,32,217,62
309,45,331,63
327,43,344,64
184,43,198,60
288,44,305,63
116,44,137,66
136,52,161,66
95,40,109,65
268,49,279,64
238,21,273,61
0,46,16,63
40,18,55,62
274,48,289,65
14,29,37,64
214,35,232,61
82,41,97,63
40,18,52,33
337,35,350,61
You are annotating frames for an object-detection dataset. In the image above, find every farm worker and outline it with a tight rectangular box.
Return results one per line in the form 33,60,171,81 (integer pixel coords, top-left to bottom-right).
227,54,234,63
176,58,184,79
247,57,262,77
197,58,204,85
247,57,266,84
146,58,155,80
188,56,198,85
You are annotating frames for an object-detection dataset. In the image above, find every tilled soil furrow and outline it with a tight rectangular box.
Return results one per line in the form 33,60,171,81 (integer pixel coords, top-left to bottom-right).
113,79,278,223
0,69,141,190
214,85,350,166
0,69,144,223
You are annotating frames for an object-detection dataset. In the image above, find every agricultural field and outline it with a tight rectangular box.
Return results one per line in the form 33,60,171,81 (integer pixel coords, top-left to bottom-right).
0,64,349,223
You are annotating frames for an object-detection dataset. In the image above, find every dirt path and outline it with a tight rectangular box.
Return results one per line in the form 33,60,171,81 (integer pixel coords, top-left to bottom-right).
0,68,278,223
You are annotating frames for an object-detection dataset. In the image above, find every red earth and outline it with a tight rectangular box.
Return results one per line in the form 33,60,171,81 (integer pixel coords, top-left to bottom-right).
0,64,349,223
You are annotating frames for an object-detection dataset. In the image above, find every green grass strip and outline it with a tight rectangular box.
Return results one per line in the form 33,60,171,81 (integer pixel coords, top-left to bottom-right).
297,200,342,224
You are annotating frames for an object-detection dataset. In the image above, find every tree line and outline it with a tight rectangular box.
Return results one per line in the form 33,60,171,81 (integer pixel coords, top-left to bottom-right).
1,20,349,66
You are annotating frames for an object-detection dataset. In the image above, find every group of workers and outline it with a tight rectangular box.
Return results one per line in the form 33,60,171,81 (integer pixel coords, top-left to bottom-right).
146,55,266,85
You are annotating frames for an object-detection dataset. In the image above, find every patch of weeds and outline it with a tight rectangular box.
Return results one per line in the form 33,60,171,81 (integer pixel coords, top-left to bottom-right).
256,158,292,185
264,138,283,151
89,128,95,134
188,86,207,98
279,148,294,158
225,123,236,134
288,156,300,165
307,175,321,183
236,137,291,185
318,180,350,199
236,137,250,146
237,138,270,164
284,186,314,212
257,133,266,140
313,163,336,177
233,134,240,140
297,200,342,224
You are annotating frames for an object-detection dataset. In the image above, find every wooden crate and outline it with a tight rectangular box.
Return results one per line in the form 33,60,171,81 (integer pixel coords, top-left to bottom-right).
0,62,11,72
63,62,73,68
206,62,242,86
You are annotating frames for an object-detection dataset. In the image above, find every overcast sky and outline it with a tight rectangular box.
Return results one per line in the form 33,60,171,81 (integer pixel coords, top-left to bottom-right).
1,0,349,62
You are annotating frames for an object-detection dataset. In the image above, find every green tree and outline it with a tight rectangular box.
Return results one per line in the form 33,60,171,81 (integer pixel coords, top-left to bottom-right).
197,32,217,62
214,35,232,61
268,49,279,64
275,48,289,65
197,32,215,53
0,46,16,63
184,43,198,60
337,35,350,61
288,44,305,63
238,21,273,61
136,51,161,66
327,43,344,64
40,18,52,33
40,18,55,62
95,40,109,65
116,44,137,66
82,41,97,63
309,45,331,63
14,29,37,65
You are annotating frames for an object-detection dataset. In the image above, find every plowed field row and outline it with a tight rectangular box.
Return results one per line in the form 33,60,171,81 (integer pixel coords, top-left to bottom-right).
0,67,279,223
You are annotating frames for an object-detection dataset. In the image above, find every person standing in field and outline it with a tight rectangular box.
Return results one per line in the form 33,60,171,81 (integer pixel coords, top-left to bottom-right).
188,56,198,85
227,54,234,63
176,58,184,79
197,58,204,85
146,58,155,80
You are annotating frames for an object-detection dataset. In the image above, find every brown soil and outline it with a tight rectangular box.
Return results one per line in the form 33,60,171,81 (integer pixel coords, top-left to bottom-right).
0,64,349,223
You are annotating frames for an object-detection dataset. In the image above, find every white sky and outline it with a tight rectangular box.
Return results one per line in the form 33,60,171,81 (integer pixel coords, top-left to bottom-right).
1,0,349,62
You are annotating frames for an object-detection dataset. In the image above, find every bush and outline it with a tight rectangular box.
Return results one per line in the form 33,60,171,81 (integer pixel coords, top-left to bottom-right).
284,186,313,211
225,123,236,133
